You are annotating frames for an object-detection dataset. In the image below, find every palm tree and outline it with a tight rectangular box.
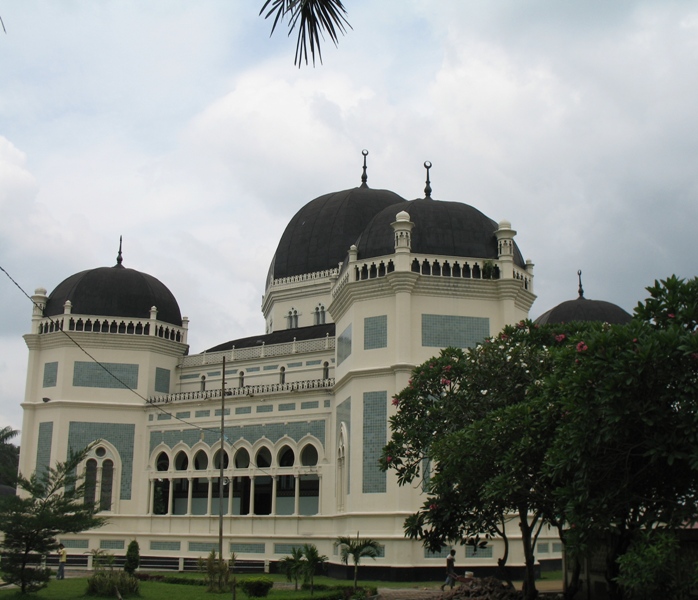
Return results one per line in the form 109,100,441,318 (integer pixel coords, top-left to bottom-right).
259,0,351,67
0,426,19,487
278,546,305,591
336,532,380,591
302,543,328,596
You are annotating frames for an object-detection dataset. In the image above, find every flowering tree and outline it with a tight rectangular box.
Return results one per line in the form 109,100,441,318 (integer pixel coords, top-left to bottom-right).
544,314,698,600
382,321,586,600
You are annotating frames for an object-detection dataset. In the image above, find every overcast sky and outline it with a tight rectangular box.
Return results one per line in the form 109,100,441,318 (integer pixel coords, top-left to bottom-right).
1,1,697,432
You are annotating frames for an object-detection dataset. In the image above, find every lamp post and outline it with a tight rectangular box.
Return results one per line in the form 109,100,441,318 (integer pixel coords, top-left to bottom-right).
219,355,226,561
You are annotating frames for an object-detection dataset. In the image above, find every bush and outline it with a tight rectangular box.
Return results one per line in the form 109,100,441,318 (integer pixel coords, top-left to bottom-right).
86,570,140,597
239,576,274,597
124,540,140,575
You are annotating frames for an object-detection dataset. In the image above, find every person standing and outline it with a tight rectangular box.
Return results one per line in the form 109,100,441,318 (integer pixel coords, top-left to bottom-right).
440,549,457,591
57,544,67,580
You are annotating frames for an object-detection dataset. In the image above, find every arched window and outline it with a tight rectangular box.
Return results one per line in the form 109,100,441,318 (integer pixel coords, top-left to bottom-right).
85,459,98,506
84,444,120,512
301,444,319,466
234,448,250,469
100,460,114,511
194,450,208,470
314,305,326,325
200,376,206,392
279,367,286,385
238,371,245,388
256,447,272,468
278,446,295,467
174,451,189,471
323,362,330,380
287,308,298,329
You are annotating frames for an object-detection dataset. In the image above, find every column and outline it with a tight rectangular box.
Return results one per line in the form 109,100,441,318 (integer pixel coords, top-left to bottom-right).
249,476,256,515
167,478,174,515
206,477,213,515
147,479,154,515
271,476,278,516
186,477,193,515
293,475,300,515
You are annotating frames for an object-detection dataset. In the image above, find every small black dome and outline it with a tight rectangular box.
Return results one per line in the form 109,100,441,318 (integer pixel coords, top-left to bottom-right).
45,263,182,326
356,198,525,267
270,186,406,279
535,297,631,325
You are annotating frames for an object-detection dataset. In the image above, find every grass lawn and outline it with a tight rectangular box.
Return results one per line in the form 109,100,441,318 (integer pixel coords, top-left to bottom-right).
0,570,563,598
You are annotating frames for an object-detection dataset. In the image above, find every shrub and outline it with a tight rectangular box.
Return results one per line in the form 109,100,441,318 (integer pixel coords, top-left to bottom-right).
86,570,140,597
124,540,140,575
239,576,274,597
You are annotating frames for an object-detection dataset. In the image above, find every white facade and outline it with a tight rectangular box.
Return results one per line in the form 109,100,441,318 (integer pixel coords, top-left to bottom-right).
18,189,563,577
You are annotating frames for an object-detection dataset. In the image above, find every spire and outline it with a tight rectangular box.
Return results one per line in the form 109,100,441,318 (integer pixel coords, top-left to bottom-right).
360,149,369,188
115,236,124,268
423,161,432,199
577,270,584,298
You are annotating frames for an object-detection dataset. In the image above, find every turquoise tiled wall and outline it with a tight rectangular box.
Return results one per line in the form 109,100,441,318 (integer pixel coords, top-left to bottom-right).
256,405,273,413
43,362,58,387
362,391,386,493
155,368,170,393
36,421,53,476
421,314,489,348
279,403,295,412
337,324,352,366
231,543,265,554
73,361,139,389
364,315,387,350
150,541,181,551
100,540,125,550
301,401,318,410
149,420,326,456
68,422,135,500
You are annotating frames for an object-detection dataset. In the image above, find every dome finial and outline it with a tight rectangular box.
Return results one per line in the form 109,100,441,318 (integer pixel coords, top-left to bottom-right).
423,161,432,199
577,269,584,298
360,149,369,188
115,236,124,268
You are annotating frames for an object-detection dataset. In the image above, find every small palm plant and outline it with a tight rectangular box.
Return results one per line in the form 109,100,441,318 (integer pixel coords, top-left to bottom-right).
278,546,305,591
302,543,328,596
336,532,380,590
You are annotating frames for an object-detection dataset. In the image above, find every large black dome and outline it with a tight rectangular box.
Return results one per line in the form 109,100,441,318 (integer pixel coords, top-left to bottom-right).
535,297,631,325
356,198,526,267
44,260,182,326
269,186,406,280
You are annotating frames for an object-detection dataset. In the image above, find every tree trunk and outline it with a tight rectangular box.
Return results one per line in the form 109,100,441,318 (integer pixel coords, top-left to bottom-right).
518,505,538,600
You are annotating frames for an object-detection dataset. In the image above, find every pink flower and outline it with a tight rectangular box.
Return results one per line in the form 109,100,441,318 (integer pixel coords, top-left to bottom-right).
555,334,566,342
668,313,675,318
691,353,698,361
392,397,400,406
386,456,392,463
429,503,438,511
441,378,451,386
576,341,588,352
632,338,638,343
444,365,452,372
516,321,525,329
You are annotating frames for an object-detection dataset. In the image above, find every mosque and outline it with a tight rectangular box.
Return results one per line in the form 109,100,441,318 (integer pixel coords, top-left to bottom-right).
17,153,630,578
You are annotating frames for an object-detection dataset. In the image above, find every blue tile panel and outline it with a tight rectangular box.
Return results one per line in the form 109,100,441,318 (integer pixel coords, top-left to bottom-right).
324,400,330,408
155,367,170,393
231,543,265,554
43,362,58,387
257,405,273,413
180,374,200,380
100,540,125,550
287,362,302,368
247,367,260,373
225,369,239,375
274,544,299,555
36,421,54,476
301,401,319,410
306,360,321,366
195,410,210,418
465,545,493,558
263,365,279,371
279,403,295,412
68,422,135,500
362,391,387,493
236,407,252,415
157,413,172,421
62,539,89,549
207,371,221,377
151,541,181,551
421,315,489,348
214,409,231,416
425,547,451,558
176,412,191,419
364,315,387,350
148,414,153,421
336,397,351,495
73,361,139,389
149,420,326,455
189,542,217,553
337,324,352,366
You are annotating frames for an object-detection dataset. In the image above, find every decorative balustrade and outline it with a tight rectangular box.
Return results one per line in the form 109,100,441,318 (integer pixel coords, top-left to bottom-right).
270,268,339,287
36,314,188,343
180,335,334,367
147,378,335,404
